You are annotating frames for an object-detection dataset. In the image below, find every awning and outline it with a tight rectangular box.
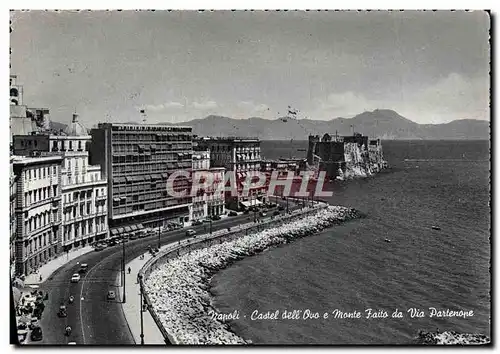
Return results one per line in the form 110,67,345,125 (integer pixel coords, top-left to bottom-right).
152,174,161,180
137,224,144,230
162,173,169,179
110,229,118,236
144,175,151,180
124,226,132,233
254,199,263,205
117,227,125,233
113,197,120,202
125,177,132,183
240,201,252,207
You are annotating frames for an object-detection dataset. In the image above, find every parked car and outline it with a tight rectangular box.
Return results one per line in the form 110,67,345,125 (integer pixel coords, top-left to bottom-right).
228,211,238,217
192,220,203,226
243,209,250,214
186,229,196,237
273,210,280,216
278,205,285,211
211,215,221,221
30,326,43,341
71,274,81,283
107,290,116,301
79,263,88,274
129,234,138,241
107,239,117,246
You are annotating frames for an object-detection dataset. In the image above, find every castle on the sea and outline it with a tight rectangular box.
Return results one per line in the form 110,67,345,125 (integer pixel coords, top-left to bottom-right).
307,133,386,180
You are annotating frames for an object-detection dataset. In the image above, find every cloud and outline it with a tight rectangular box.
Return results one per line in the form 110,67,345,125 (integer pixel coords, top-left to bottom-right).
192,101,218,110
310,73,489,124
139,101,184,112
237,101,270,112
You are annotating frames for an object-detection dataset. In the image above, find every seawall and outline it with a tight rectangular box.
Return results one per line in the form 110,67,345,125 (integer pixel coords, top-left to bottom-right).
139,203,361,344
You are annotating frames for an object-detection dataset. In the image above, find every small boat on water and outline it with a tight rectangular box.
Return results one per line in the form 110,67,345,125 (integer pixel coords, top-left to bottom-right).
384,238,391,243
431,226,441,231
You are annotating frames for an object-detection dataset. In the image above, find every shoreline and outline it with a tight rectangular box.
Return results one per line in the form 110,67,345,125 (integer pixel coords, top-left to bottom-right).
144,205,361,344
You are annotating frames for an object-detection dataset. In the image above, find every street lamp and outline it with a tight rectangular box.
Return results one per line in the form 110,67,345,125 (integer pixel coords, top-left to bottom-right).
122,239,126,304
138,274,145,345
157,220,161,249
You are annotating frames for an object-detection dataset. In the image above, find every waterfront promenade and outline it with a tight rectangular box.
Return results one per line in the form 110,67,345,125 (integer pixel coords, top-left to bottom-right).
124,201,328,344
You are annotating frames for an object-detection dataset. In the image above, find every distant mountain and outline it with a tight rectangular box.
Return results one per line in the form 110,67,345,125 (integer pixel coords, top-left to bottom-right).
51,109,489,140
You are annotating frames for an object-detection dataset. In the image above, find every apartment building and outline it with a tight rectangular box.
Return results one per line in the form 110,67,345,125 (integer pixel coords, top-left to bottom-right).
10,75,52,144
13,114,109,252
196,137,264,210
191,149,225,220
89,123,193,235
12,155,62,276
10,158,17,277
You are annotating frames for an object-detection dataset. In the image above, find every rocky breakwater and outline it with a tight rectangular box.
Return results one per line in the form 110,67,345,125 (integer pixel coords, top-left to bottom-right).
416,330,490,345
144,205,361,345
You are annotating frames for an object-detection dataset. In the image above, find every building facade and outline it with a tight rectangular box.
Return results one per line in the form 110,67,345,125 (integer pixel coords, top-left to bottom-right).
89,123,193,236
12,155,62,276
191,149,225,220
196,137,264,210
13,114,109,252
10,75,52,144
10,158,17,277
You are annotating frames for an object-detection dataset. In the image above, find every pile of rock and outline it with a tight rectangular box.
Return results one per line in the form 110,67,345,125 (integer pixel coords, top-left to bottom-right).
417,330,490,345
145,206,360,345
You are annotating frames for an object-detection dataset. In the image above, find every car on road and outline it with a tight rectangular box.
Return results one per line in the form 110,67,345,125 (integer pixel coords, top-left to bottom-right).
68,342,77,345
192,220,203,226
273,210,280,216
243,209,250,214
79,263,88,274
259,211,267,217
107,290,116,301
228,211,238,216
30,326,43,341
94,243,106,251
70,274,81,283
211,215,222,221
58,305,67,318
186,229,196,237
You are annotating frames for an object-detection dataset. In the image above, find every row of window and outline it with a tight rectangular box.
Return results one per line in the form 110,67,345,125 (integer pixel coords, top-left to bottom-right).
24,210,59,234
63,216,107,241
112,133,192,142
63,201,106,221
24,166,58,181
26,230,56,255
51,140,85,152
24,185,58,206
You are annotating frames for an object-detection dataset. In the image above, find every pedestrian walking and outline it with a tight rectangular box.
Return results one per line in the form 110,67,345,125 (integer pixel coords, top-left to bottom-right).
39,275,42,282
127,267,131,274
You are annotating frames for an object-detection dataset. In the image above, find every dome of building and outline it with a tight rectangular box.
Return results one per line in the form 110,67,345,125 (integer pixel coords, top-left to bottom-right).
64,113,88,136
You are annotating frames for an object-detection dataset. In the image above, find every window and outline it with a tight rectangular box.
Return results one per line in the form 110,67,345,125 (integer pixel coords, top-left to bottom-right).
53,185,57,197
69,141,73,151
53,166,57,174
78,141,82,150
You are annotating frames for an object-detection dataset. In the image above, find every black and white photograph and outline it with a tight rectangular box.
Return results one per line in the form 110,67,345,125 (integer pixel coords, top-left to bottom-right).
8,8,491,346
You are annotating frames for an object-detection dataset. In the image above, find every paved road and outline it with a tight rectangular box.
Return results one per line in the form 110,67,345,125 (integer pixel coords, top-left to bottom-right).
36,203,299,345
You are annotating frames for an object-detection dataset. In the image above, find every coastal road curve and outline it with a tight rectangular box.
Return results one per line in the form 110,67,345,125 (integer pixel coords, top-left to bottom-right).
36,201,300,345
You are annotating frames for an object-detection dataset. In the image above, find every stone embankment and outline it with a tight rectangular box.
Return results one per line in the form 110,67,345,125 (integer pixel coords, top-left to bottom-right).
143,205,361,344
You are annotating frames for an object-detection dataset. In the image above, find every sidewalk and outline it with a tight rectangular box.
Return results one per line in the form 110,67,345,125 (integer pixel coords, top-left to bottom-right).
122,252,167,345
24,246,94,285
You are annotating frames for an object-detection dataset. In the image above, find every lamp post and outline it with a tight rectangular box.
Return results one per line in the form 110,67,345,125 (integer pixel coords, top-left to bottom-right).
138,274,145,345
122,239,126,304
157,220,161,249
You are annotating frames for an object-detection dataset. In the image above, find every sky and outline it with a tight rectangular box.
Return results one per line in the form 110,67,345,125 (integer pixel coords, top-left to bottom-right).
10,10,490,127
